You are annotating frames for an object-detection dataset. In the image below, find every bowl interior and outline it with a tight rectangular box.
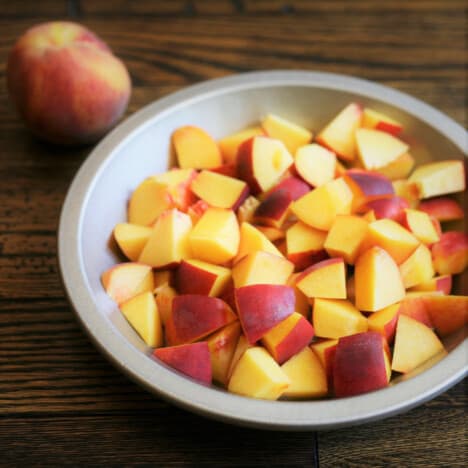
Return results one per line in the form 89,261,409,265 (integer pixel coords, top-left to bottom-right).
64,72,467,429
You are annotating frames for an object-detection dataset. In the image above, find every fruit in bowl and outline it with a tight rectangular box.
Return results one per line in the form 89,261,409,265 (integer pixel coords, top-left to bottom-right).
7,21,131,145
58,71,468,429
101,105,467,401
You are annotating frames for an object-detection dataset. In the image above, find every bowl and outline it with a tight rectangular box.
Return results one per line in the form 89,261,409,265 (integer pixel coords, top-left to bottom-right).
58,70,467,430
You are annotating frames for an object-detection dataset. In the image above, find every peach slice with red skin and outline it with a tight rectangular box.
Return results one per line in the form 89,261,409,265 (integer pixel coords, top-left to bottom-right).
431,231,468,275
266,175,311,200
364,196,409,223
398,293,435,329
253,189,292,228
165,295,237,346
218,126,264,164
235,284,295,344
361,107,403,135
101,262,154,305
236,136,293,195
367,302,400,343
343,169,394,212
253,176,310,228
286,221,328,271
400,208,440,245
316,102,362,161
423,295,468,336
418,197,464,222
172,125,222,169
154,342,212,385
287,273,310,318
175,259,231,297
261,312,315,364
333,332,391,398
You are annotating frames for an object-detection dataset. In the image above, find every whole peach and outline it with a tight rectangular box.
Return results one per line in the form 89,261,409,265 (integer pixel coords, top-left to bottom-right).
7,21,131,145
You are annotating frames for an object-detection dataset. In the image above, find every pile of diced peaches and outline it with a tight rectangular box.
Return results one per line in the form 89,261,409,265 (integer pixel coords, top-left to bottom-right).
102,103,467,400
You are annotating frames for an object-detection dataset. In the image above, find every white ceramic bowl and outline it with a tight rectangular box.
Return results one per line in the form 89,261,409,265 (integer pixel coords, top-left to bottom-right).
58,70,467,430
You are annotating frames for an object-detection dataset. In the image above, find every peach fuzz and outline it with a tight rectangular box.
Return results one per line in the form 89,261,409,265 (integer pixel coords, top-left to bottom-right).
7,21,130,144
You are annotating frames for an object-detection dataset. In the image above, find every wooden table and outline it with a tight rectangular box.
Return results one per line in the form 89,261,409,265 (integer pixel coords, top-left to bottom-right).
1,1,466,466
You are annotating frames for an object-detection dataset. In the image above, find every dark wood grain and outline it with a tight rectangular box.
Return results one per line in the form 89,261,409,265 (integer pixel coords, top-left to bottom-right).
0,1,466,466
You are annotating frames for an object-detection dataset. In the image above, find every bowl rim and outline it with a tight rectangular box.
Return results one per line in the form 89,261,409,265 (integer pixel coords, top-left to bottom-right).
58,70,467,430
